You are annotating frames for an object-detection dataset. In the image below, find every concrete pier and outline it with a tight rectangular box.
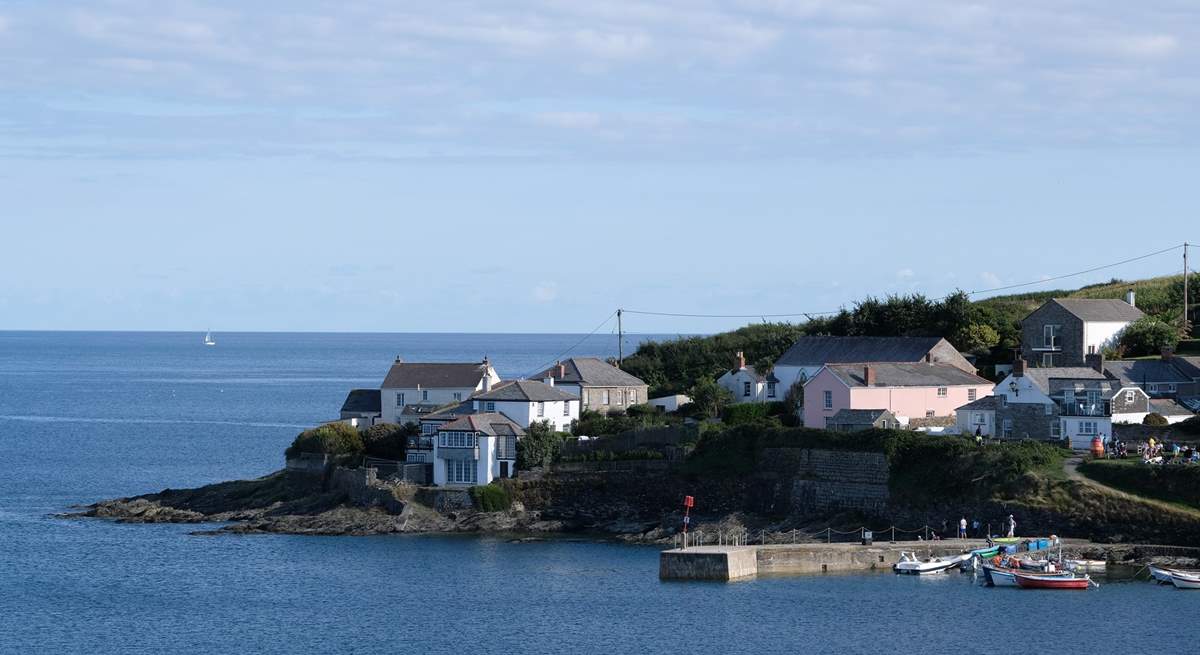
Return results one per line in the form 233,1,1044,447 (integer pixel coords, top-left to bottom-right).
659,540,990,581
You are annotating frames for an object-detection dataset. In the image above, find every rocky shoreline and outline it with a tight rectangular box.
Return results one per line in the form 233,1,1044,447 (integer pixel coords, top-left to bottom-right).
71,470,673,541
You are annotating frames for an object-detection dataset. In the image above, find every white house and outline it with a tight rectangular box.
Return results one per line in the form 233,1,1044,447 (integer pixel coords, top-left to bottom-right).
717,351,780,403
432,413,523,486
379,357,501,425
471,379,579,432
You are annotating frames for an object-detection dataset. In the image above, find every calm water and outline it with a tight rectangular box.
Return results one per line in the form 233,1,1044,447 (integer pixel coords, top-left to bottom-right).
0,331,1195,654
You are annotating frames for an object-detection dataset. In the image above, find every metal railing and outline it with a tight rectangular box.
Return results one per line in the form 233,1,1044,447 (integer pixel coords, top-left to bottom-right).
672,524,983,550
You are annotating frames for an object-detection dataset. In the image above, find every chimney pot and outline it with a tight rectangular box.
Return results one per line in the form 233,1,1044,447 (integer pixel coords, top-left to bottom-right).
1125,288,1136,308
556,363,566,378
735,351,746,370
1013,357,1026,377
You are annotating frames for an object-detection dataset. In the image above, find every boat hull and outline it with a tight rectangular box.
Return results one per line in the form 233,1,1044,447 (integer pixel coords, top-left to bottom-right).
1015,573,1091,590
1170,572,1200,589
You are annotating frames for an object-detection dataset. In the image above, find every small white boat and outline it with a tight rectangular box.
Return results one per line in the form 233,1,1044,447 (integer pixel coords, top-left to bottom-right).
1064,559,1106,573
989,570,1019,587
1170,571,1200,589
204,330,216,346
1149,565,1198,584
893,551,971,575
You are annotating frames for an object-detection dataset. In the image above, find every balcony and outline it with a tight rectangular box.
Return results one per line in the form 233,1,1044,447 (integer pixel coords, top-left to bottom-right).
1058,401,1110,417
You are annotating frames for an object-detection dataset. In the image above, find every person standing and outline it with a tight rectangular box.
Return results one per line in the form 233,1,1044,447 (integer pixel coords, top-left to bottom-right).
958,517,968,540
971,518,980,538
1006,514,1016,538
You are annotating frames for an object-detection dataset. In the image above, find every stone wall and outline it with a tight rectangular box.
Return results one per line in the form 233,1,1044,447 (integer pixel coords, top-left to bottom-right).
328,467,405,514
285,453,331,474
1021,303,1084,367
760,448,890,515
995,402,1060,440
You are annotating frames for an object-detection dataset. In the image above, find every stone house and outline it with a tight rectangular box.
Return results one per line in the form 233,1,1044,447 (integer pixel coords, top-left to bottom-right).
717,351,780,403
825,408,899,432
527,357,649,415
1020,294,1143,368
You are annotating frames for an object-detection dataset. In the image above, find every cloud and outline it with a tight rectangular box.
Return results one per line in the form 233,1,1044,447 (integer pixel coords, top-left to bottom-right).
980,271,1003,288
896,268,914,279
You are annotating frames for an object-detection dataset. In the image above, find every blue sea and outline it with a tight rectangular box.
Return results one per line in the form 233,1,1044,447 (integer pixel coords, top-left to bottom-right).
0,331,1195,654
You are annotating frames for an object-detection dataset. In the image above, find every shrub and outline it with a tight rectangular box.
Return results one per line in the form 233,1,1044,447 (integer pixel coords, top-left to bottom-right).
285,422,364,457
721,402,769,425
469,484,512,512
361,422,415,460
1143,412,1170,427
517,420,564,470
1119,317,1180,357
1178,415,1200,436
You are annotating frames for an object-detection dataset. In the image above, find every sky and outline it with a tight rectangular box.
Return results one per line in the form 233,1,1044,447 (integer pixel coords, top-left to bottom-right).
2,1,1199,334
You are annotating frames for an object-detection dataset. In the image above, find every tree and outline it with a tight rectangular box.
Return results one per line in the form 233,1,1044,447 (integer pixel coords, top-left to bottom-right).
361,422,415,460
952,323,1001,356
689,376,733,419
285,422,364,457
517,420,562,470
1118,317,1180,357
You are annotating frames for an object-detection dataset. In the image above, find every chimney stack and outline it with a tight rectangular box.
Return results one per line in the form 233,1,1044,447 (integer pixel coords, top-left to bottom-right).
544,375,555,387
863,365,876,386
556,362,566,379
1013,357,1026,377
1162,346,1174,362
734,351,746,370
1085,352,1105,374
1125,288,1136,308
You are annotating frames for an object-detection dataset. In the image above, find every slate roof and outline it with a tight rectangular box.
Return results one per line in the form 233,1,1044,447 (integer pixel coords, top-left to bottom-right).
1021,367,1106,394
420,400,477,422
1172,356,1200,379
340,389,381,413
474,379,578,402
1050,298,1144,323
1150,398,1196,417
723,365,780,383
399,403,449,417
1104,360,1191,387
775,336,948,367
827,408,895,425
436,412,525,437
528,357,647,387
957,395,1002,411
1047,378,1122,400
826,363,989,388
382,361,490,389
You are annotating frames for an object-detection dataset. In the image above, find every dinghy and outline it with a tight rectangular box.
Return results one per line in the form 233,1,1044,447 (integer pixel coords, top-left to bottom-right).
1169,571,1200,590
893,551,971,575
1064,559,1106,574
1014,572,1094,590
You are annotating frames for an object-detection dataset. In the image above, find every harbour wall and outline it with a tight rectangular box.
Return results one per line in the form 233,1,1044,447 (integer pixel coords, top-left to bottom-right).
660,541,981,581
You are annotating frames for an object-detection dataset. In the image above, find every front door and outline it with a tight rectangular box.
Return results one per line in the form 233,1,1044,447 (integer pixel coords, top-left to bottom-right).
500,461,509,478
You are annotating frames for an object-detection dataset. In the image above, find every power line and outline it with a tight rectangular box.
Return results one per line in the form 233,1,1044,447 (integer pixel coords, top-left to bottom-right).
959,243,1185,297
621,309,840,319
522,311,617,379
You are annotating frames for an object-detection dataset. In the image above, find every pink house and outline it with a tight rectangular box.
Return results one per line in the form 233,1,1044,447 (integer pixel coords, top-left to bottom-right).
803,363,993,428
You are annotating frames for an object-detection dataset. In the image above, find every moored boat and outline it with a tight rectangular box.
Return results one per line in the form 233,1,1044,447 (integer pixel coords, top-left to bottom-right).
1064,559,1106,574
1014,572,1094,590
894,551,971,575
1169,571,1200,590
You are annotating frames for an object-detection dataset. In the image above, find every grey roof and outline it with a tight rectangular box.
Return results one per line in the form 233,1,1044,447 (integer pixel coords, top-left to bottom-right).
957,395,1002,411
1104,360,1191,387
776,336,950,367
1172,356,1200,379
399,403,449,416
474,379,578,402
1150,398,1196,417
420,400,477,422
528,357,647,388
827,408,895,425
1050,298,1144,322
1047,378,1122,399
382,361,489,389
436,412,525,437
340,389,381,413
724,365,780,383
826,363,989,388
1021,367,1106,394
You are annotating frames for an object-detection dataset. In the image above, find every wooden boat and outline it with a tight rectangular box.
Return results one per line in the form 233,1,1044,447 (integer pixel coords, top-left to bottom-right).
980,562,1074,587
1149,565,1200,584
894,551,971,575
1018,558,1052,571
989,570,1019,587
1014,572,1094,590
1170,571,1200,589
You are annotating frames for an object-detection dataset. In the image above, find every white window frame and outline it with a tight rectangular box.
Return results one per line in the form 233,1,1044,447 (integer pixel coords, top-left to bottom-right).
1002,419,1013,438
1050,422,1061,438
1044,324,1060,348
396,393,405,407
972,412,986,426
1079,421,1098,436
562,401,570,416
453,392,462,401
925,410,935,418
629,390,637,404
968,388,977,402
767,382,776,398
603,390,610,405
1044,403,1054,416
937,387,948,398
439,431,477,448
1042,353,1054,367
486,401,496,411
422,389,429,401
823,390,833,409
537,401,545,417
1125,390,1134,402
446,459,477,484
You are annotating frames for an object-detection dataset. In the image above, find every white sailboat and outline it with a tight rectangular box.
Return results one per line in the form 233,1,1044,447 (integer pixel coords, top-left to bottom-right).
204,330,216,346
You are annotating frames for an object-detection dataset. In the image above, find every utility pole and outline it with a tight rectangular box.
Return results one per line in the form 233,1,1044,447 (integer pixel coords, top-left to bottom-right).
1185,242,1191,337
617,308,624,367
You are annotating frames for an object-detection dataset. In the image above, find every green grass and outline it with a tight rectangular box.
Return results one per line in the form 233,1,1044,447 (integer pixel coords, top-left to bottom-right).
1078,458,1200,510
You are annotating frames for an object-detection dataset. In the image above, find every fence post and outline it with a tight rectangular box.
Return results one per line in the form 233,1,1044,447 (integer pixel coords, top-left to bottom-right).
792,529,796,544
891,526,895,543
827,528,831,544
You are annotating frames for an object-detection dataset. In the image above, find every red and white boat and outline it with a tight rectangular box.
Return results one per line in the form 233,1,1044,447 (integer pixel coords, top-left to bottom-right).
1014,572,1095,590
